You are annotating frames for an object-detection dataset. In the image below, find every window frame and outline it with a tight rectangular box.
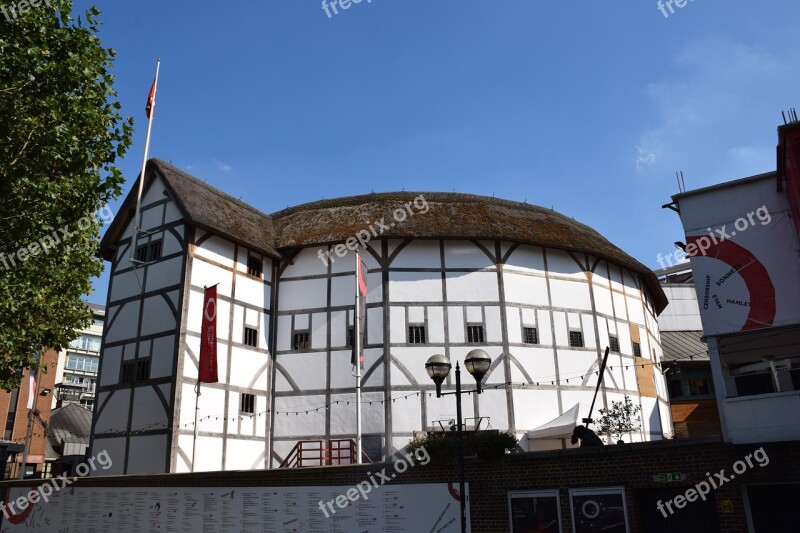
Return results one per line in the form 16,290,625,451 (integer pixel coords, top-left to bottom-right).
568,330,584,348
134,239,163,263
466,324,485,344
240,393,256,415
408,324,427,344
609,336,620,353
247,256,263,278
243,327,259,348
121,360,135,384
522,326,538,345
293,330,310,351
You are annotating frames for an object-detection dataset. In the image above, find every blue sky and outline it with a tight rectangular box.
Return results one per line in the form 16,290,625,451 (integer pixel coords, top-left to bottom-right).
79,0,800,305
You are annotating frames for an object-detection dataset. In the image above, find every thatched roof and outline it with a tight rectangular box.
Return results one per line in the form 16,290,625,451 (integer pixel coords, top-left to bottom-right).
101,160,667,313
101,159,281,260
273,192,667,312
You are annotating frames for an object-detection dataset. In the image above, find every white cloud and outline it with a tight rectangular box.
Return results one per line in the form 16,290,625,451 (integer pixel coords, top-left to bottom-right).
635,37,797,179
213,158,233,172
635,145,657,172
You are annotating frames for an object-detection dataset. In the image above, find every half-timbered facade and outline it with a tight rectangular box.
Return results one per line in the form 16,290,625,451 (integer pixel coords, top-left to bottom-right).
90,159,671,474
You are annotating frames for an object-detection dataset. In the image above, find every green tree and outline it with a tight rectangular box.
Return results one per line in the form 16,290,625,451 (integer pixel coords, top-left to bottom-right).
598,396,642,444
0,1,133,389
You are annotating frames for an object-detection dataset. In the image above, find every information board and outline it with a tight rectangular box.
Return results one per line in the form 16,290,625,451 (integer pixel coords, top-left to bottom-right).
0,482,467,532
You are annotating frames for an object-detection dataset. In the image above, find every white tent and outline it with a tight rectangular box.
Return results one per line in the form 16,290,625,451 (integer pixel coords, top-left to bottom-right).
526,404,582,440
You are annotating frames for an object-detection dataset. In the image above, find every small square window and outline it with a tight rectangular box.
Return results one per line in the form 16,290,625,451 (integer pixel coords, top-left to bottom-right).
523,327,538,345
293,331,310,351
466,324,485,344
633,342,642,357
135,359,150,382
121,361,134,384
609,336,620,353
408,325,426,344
569,330,584,348
244,327,258,348
135,240,162,263
240,393,255,414
247,256,262,278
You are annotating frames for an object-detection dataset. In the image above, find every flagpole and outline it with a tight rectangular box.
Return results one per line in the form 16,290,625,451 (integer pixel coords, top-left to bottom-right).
130,58,161,263
355,251,363,465
191,381,200,473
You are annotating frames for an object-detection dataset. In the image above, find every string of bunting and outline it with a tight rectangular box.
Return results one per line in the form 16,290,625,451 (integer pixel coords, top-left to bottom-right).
25,341,732,439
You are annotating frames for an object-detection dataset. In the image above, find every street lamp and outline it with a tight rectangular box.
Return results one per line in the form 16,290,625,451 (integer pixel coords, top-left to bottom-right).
425,349,492,533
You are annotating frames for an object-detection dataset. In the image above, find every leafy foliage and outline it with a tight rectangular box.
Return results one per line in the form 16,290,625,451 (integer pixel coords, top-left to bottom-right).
598,396,642,443
409,430,518,463
0,1,133,389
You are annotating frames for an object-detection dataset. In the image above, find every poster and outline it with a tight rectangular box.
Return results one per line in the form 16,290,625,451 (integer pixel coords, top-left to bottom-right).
569,487,628,533
683,206,800,336
508,490,561,532
0,482,467,533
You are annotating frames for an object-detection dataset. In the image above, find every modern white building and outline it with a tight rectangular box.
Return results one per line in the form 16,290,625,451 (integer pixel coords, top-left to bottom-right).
53,303,105,411
89,159,671,475
670,166,800,444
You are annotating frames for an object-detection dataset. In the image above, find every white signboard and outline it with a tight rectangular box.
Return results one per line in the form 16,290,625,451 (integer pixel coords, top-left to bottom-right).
685,208,800,336
0,482,467,532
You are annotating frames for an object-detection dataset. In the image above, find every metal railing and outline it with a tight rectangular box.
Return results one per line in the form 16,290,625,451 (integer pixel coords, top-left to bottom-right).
280,439,371,468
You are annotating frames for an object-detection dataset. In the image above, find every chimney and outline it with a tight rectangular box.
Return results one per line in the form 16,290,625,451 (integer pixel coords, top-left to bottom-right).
777,110,800,238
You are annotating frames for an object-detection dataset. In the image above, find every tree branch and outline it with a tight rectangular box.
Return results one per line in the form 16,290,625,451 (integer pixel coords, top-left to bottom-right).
9,125,37,167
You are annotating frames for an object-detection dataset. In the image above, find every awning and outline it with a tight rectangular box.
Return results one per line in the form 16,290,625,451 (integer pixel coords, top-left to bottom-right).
526,404,582,440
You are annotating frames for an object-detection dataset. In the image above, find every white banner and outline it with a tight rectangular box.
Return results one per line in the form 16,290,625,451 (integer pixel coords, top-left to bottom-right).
686,209,800,336
0,482,467,532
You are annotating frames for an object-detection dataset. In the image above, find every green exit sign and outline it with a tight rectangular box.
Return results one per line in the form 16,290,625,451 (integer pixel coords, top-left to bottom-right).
656,472,684,482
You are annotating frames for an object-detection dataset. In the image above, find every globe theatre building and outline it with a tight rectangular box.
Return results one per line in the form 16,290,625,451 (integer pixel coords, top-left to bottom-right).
89,159,671,474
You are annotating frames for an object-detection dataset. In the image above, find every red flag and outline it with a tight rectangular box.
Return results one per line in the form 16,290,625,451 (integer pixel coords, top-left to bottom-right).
145,78,156,119
352,256,368,368
199,286,219,383
26,369,37,409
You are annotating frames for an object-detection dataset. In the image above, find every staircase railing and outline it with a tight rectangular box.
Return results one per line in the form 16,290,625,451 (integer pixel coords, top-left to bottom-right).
280,439,371,468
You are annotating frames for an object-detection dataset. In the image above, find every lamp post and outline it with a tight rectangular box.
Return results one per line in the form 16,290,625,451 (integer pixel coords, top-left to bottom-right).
425,349,492,533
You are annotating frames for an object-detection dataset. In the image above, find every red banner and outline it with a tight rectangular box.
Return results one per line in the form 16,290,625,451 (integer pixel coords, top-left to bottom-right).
199,286,219,383
352,256,367,368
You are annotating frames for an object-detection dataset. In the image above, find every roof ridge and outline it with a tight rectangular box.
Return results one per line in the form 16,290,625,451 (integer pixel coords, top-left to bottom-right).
150,159,274,222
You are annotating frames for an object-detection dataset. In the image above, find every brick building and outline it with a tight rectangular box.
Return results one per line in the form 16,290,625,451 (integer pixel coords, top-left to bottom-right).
0,349,58,479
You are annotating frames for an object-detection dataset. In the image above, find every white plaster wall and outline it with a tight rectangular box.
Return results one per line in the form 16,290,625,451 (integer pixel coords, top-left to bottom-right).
140,295,177,337
276,352,327,390
130,385,170,429
391,241,442,269
104,303,140,344
503,273,550,306
226,439,266,470
444,241,493,268
390,272,443,302
550,278,592,311
446,271,499,302
93,389,131,433
513,389,562,431
448,306,465,343
505,246,546,274
90,437,127,476
279,279,328,310
272,395,327,438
